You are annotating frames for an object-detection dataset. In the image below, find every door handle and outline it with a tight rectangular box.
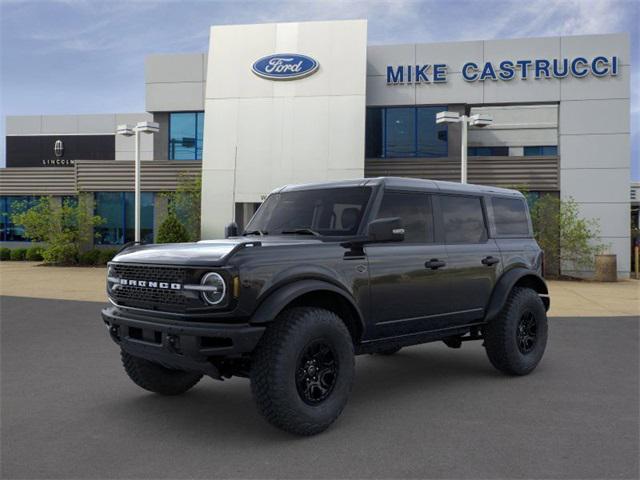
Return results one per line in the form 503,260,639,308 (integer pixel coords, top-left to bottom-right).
425,259,446,270
482,256,500,266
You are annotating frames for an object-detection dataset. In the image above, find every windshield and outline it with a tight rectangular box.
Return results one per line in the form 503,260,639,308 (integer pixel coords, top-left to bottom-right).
245,187,372,237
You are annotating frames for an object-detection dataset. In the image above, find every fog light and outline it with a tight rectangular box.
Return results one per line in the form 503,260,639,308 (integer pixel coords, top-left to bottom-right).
201,272,226,305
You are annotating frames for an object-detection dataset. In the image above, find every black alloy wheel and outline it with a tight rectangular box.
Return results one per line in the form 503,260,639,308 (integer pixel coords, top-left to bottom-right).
250,307,355,435
296,340,338,405
483,287,548,376
516,311,537,354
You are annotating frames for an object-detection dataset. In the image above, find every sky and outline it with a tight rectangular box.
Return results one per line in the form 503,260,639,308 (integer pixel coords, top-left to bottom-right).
1,0,638,178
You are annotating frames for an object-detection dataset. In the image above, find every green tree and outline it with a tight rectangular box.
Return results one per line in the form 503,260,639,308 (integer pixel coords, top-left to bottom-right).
163,173,201,241
157,213,190,243
11,197,104,265
530,195,605,275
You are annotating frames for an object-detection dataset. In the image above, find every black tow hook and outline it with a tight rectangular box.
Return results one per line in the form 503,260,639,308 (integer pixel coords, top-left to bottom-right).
108,325,120,342
166,334,180,353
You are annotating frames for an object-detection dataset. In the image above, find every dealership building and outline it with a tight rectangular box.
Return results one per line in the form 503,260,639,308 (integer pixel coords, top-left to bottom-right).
0,20,632,276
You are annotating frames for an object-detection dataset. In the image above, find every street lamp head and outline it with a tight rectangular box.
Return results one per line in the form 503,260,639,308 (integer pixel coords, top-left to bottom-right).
469,113,493,127
116,124,135,137
436,111,461,124
135,121,160,134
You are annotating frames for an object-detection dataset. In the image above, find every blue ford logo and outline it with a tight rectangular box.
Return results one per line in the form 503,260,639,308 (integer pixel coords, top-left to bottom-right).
252,53,319,80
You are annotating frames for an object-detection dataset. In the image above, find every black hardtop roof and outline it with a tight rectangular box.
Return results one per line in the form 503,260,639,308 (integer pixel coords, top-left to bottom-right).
275,177,524,198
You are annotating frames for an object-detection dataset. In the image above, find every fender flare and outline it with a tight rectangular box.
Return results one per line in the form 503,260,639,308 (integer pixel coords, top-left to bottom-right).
250,279,365,332
485,268,549,322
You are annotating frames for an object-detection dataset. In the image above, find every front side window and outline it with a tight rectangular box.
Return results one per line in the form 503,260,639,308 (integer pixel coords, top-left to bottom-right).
492,197,531,236
245,187,372,237
365,106,448,158
376,191,433,243
440,195,487,244
95,192,154,245
169,112,204,160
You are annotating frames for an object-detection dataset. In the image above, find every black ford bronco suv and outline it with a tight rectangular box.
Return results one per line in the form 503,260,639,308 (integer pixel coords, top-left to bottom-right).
102,177,550,435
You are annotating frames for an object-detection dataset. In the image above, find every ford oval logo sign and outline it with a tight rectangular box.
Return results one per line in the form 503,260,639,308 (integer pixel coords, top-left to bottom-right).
252,53,319,80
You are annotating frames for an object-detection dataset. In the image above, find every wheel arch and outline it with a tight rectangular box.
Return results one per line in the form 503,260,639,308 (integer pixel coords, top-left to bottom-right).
485,268,550,322
250,279,365,344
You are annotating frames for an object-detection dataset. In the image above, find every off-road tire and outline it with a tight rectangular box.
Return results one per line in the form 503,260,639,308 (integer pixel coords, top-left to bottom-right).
250,307,355,436
376,346,402,355
484,287,548,376
121,350,202,395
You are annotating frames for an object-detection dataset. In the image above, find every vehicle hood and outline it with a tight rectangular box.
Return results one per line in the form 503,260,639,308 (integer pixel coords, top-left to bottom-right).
112,237,323,266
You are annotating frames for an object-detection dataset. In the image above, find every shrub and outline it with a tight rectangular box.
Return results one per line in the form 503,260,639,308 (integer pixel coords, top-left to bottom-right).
42,243,79,265
530,195,605,275
25,246,44,261
10,248,27,261
79,249,101,266
0,248,10,261
11,196,104,265
98,248,118,265
157,213,190,243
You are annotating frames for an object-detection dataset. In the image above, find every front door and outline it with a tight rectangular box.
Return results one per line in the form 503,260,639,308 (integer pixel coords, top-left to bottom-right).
365,191,451,339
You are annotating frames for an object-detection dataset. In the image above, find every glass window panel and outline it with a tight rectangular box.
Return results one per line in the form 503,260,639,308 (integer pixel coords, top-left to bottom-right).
95,192,124,245
385,108,415,157
492,197,531,236
376,191,433,243
524,146,542,156
124,192,154,243
524,146,558,156
196,112,205,160
169,113,197,160
5,196,38,242
417,107,448,158
440,195,488,244
365,108,383,158
0,198,6,241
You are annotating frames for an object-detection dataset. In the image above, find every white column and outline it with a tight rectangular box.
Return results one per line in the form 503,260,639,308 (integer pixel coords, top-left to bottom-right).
134,130,141,243
460,116,468,184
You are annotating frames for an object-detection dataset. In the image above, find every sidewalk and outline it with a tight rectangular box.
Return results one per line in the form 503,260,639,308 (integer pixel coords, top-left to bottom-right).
0,262,638,317
0,262,108,303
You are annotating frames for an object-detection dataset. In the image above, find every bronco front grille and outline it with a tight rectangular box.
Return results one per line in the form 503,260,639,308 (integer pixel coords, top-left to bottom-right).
109,264,195,312
111,264,187,285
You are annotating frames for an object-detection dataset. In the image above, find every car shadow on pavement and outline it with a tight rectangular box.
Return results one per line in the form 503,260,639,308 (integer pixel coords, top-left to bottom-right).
101,344,505,441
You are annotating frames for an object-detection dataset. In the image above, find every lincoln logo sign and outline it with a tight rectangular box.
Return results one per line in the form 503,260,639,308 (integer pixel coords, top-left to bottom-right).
252,53,319,80
386,55,620,84
54,139,64,158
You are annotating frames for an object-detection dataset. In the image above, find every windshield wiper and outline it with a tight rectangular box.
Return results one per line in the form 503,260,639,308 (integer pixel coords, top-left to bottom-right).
280,228,321,237
242,229,268,236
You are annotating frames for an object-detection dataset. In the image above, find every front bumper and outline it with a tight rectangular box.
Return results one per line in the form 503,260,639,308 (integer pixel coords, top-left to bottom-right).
102,305,265,378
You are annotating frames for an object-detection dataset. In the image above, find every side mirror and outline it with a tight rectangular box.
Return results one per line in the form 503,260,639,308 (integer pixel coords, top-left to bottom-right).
224,222,239,238
367,217,405,243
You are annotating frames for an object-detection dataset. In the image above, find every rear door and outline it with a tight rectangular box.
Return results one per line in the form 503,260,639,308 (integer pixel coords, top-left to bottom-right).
365,190,451,339
436,194,502,325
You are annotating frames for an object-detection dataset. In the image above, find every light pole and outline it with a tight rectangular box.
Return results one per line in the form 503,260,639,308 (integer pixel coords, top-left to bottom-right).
436,111,492,184
116,121,159,243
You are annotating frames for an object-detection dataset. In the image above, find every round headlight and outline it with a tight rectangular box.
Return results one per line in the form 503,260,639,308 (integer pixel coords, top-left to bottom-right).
201,272,226,305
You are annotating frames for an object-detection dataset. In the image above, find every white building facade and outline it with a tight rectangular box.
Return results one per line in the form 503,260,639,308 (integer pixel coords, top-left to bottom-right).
2,20,632,277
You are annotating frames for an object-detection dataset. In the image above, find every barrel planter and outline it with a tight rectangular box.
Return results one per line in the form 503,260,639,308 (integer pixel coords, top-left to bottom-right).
594,254,617,282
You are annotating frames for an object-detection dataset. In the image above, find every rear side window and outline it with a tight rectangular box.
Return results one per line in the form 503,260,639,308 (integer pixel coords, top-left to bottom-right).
376,191,434,243
440,195,488,244
492,197,531,236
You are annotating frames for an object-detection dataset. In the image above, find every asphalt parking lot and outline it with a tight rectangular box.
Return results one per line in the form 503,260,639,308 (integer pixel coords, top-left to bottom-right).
1,296,638,479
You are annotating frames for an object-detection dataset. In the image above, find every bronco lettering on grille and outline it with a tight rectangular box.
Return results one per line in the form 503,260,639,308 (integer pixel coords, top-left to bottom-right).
118,278,182,290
